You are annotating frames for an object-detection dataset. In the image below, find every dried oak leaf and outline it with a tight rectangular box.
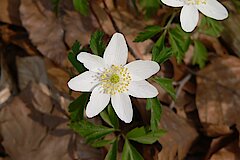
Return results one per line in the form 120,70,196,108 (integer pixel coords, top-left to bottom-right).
196,56,240,142
19,0,98,66
158,106,199,160
0,84,71,160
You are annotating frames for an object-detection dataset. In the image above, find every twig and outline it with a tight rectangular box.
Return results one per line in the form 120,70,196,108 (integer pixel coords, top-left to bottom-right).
170,74,192,109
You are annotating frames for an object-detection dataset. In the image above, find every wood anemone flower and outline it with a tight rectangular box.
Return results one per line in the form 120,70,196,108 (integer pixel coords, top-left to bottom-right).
68,33,160,123
161,0,228,32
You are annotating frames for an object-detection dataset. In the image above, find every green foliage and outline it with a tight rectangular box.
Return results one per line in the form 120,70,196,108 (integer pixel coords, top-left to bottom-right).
51,0,61,15
153,77,176,100
73,0,89,16
199,16,224,37
169,25,190,63
232,0,240,11
100,104,119,129
90,31,106,56
68,40,85,73
70,120,115,143
192,40,208,69
146,97,162,131
104,138,118,160
91,139,115,148
139,0,161,18
152,33,172,64
68,93,89,122
127,127,165,144
134,26,162,42
122,139,144,160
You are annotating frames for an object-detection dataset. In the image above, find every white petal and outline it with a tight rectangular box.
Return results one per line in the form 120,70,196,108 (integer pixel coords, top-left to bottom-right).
125,60,160,81
103,33,128,66
68,71,99,92
127,80,158,98
86,86,110,118
196,0,228,20
77,52,105,72
180,5,199,32
161,0,184,7
111,93,133,123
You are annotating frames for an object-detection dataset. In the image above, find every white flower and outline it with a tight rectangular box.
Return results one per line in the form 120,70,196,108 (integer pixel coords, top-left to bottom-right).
161,0,228,32
68,33,160,123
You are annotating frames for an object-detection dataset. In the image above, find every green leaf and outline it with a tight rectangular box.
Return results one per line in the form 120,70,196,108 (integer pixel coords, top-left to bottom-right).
73,0,89,16
192,40,208,69
104,138,118,160
68,93,89,122
232,0,240,12
100,104,119,129
91,139,115,148
168,25,190,63
146,97,162,131
68,40,85,73
122,139,144,160
51,0,61,15
90,31,106,56
107,105,119,129
199,16,224,37
70,120,115,143
134,26,162,42
127,127,166,144
152,46,172,64
152,33,172,64
139,0,161,18
153,77,176,100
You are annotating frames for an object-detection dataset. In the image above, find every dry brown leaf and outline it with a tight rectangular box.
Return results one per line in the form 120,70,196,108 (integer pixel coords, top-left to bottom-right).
0,82,102,160
16,56,49,90
210,139,240,160
196,56,240,141
0,0,21,25
0,25,38,56
19,0,67,66
19,0,99,66
158,107,199,160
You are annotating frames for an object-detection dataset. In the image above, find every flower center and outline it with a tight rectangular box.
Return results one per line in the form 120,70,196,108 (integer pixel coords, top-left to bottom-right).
110,74,120,84
99,65,131,95
184,0,206,5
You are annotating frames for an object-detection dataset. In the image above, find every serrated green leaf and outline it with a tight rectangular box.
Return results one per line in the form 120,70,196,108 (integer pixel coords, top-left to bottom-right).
153,77,176,100
134,26,162,42
146,97,162,131
192,40,208,69
91,139,115,148
122,139,144,160
68,93,89,121
70,121,115,143
108,105,119,129
100,104,119,129
139,0,161,18
151,33,172,64
73,0,89,16
104,138,118,160
152,45,172,64
68,40,85,73
169,25,190,63
100,109,113,127
199,16,224,37
127,127,166,144
90,31,106,56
